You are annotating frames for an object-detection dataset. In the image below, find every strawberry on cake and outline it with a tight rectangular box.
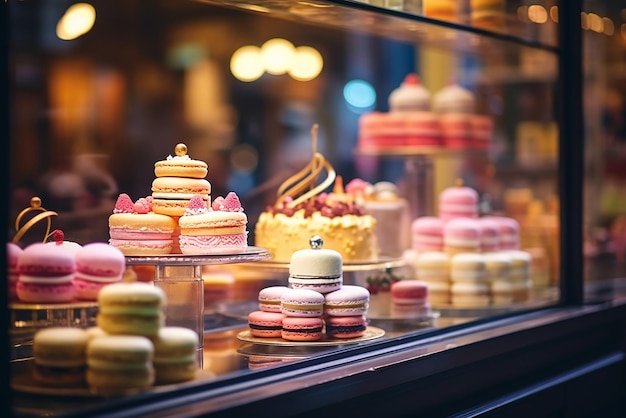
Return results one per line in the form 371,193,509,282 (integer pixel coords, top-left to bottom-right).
178,192,248,254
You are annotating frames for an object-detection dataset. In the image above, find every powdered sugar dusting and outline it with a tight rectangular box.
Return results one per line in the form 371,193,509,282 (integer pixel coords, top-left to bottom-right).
113,193,135,214
166,154,190,161
184,195,208,216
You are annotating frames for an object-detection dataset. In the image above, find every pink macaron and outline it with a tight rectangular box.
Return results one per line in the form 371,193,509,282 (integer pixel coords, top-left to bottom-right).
325,315,367,339
16,242,76,303
74,243,126,300
7,242,24,301
324,285,370,317
411,216,445,252
439,183,479,222
280,288,325,318
391,280,429,305
483,216,520,250
248,310,285,338
477,217,500,252
443,218,481,255
258,286,290,313
281,317,324,341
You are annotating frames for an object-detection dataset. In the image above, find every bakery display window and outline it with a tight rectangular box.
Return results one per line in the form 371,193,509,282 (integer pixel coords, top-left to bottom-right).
581,1,626,302
3,1,606,417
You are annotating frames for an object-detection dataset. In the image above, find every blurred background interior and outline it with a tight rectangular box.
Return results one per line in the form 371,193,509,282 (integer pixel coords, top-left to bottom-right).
7,0,626,297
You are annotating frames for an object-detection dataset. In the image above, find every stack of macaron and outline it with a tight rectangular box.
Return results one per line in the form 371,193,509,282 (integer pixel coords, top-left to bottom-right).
280,288,326,341
247,236,371,341
324,285,370,338
30,321,200,392
151,143,211,218
11,236,127,304
449,253,489,307
404,181,534,308
414,251,451,305
28,281,202,392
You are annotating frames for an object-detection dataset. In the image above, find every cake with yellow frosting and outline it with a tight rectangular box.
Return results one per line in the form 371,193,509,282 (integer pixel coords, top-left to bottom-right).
254,125,379,263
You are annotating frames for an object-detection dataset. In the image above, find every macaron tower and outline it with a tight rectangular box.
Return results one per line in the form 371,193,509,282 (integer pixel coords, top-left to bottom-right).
401,180,535,308
248,235,374,342
151,143,211,218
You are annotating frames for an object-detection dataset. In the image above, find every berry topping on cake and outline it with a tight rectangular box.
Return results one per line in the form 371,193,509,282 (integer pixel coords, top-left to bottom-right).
220,192,244,212
365,268,402,294
51,229,65,245
133,197,152,214
403,73,420,85
211,196,225,211
184,195,208,216
113,193,135,214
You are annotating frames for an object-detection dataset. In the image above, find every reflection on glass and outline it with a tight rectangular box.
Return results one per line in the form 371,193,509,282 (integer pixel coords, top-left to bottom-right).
9,0,562,381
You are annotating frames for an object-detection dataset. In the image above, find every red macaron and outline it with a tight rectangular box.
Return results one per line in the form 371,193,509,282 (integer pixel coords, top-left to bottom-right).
248,310,285,338
325,315,367,339
281,317,324,341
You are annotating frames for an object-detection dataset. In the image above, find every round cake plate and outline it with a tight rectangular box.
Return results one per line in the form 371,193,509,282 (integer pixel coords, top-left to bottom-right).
236,326,385,347
367,311,440,325
244,257,405,272
125,246,271,266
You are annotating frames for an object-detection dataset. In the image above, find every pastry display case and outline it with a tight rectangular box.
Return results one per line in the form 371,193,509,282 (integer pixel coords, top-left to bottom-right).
3,0,626,417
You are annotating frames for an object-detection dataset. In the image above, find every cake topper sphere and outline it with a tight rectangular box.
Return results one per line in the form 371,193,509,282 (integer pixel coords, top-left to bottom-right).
30,197,42,209
309,235,324,249
175,143,188,156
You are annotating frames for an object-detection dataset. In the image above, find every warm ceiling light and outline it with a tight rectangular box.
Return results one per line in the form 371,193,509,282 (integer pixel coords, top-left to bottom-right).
603,17,615,36
230,45,264,82
527,5,548,24
587,13,604,33
260,38,295,75
56,3,96,41
581,12,589,30
549,6,558,23
288,46,323,81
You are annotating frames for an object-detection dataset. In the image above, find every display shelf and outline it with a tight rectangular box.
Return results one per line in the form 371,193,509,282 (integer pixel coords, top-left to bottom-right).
124,246,271,266
10,358,216,398
241,256,405,272
354,145,475,158
198,0,559,54
124,247,271,368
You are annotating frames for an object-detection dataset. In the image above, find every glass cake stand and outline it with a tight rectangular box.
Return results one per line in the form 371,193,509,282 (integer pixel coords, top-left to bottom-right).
125,246,271,367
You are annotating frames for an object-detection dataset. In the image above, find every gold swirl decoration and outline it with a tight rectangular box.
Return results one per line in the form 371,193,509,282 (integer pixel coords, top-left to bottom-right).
12,197,58,244
275,123,337,208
